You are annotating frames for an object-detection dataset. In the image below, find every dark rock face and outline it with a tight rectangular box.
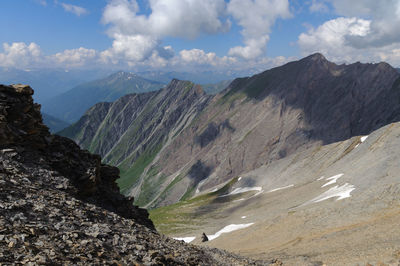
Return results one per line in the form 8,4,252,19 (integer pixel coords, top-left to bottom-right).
0,84,262,265
0,84,49,148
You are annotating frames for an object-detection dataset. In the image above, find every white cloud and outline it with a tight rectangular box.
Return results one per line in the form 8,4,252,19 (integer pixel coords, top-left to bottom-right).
299,17,371,59
0,0,297,72
102,0,229,39
299,1,400,66
180,49,218,65
0,42,42,68
308,0,329,13
53,47,96,67
298,17,400,66
101,34,159,63
60,3,88,16
101,0,229,65
326,0,400,48
227,0,291,59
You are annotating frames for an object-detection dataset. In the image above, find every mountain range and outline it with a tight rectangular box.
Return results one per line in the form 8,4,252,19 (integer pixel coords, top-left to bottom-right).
42,112,70,133
61,53,400,210
0,67,112,102
42,71,165,123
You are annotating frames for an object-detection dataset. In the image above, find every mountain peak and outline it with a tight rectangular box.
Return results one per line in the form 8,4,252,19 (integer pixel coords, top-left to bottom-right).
302,53,328,63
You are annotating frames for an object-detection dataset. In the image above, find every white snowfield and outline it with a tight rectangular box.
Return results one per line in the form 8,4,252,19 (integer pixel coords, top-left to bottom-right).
355,135,369,148
308,183,355,204
321,173,344,187
208,223,254,241
173,237,196,243
219,187,262,197
241,216,247,219
267,184,294,193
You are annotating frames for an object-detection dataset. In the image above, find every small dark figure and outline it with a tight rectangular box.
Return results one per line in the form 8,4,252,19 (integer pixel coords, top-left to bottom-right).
201,232,208,242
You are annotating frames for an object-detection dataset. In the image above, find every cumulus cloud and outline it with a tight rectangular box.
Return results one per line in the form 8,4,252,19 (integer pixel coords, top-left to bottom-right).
53,47,97,67
299,1,400,65
326,0,400,48
0,42,42,68
308,0,329,13
101,0,229,64
227,0,291,59
299,17,370,59
0,0,296,72
298,17,400,66
60,3,88,16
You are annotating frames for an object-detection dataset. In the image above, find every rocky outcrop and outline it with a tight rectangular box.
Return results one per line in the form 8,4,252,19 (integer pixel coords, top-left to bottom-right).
0,84,262,265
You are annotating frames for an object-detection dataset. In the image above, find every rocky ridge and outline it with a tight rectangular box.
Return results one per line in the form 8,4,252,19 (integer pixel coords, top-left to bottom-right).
0,84,266,265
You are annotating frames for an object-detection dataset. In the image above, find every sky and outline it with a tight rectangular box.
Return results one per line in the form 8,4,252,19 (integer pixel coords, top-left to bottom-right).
1,0,400,74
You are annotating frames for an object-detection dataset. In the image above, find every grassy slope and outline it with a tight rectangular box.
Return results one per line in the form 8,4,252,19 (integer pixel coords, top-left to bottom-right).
149,177,239,235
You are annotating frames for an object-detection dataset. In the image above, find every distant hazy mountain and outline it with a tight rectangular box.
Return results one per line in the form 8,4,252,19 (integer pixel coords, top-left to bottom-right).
202,80,233,94
42,113,70,133
0,67,112,102
42,71,165,123
138,70,239,84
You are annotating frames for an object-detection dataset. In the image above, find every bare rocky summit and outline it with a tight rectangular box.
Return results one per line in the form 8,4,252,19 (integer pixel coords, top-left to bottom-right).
0,84,267,265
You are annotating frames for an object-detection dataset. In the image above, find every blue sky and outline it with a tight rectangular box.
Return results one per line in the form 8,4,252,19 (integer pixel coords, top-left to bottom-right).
1,0,400,73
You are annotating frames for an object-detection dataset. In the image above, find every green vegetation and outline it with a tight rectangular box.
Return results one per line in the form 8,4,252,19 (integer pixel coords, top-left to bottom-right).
135,166,168,207
117,142,163,194
149,177,239,234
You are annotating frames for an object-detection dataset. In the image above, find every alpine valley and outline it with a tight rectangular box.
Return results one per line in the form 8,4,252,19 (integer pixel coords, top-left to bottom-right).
58,54,400,264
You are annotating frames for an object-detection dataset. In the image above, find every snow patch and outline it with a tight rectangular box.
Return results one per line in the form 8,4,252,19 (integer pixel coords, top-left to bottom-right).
173,237,195,243
238,177,242,181
267,184,294,193
321,173,344,187
308,183,355,204
241,216,246,219
219,187,262,197
208,223,254,241
317,176,325,181
355,135,368,148
210,187,219,193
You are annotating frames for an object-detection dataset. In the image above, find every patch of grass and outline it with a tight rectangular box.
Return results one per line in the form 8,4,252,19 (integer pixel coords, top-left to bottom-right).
180,185,196,201
149,176,239,234
117,142,163,195
136,170,168,207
